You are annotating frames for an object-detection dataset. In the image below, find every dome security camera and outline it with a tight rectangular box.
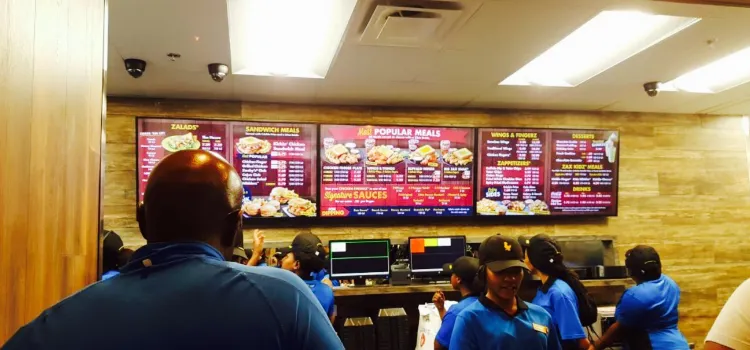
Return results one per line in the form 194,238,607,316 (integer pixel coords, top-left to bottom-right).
208,63,229,82
643,81,661,97
124,58,146,79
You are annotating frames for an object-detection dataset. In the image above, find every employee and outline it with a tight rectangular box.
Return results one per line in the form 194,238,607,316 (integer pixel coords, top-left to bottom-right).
589,245,689,350
432,256,482,350
101,230,134,280
280,233,336,323
449,235,562,350
526,234,594,350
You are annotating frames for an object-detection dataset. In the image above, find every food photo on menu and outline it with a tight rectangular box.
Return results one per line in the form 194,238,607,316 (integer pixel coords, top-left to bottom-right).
319,124,475,217
231,122,318,219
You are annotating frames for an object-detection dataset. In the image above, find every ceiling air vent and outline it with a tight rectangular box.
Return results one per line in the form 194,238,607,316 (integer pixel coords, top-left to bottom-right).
359,0,481,48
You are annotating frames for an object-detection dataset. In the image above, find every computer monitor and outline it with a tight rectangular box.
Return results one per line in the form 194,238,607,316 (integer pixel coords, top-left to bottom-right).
409,236,467,277
329,239,391,280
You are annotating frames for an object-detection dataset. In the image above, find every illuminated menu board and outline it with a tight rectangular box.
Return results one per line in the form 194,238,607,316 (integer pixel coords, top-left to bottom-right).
136,118,318,219
476,128,618,216
137,118,229,201
320,124,475,217
231,122,318,218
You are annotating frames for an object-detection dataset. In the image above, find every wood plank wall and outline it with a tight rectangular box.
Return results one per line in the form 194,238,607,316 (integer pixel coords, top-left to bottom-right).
106,97,750,347
0,0,105,344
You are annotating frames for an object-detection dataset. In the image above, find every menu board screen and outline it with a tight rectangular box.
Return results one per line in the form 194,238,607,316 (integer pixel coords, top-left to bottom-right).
320,125,475,217
136,118,318,219
476,128,618,216
231,122,318,219
137,118,229,201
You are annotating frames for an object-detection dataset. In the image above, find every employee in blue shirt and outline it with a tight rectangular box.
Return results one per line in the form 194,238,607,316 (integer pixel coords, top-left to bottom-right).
526,234,593,350
280,232,337,323
3,150,343,350
590,245,689,350
449,235,562,350
432,256,481,349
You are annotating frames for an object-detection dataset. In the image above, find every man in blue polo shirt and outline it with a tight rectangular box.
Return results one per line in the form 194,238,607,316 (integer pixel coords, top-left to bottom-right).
450,235,562,350
433,256,481,349
280,233,336,323
3,150,343,350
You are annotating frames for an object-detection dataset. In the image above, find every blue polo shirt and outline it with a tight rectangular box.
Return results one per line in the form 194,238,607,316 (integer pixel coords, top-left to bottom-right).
449,296,562,350
435,295,478,348
615,274,689,350
3,242,343,350
304,278,335,317
532,279,586,346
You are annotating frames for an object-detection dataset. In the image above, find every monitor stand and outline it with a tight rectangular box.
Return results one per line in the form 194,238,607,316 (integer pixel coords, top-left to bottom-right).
352,278,367,287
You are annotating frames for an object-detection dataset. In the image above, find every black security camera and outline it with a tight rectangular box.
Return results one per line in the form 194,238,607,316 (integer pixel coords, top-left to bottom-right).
643,81,661,97
208,63,229,82
124,58,146,79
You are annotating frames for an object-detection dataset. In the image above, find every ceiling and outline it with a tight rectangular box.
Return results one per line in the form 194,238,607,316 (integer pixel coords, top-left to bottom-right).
108,0,750,114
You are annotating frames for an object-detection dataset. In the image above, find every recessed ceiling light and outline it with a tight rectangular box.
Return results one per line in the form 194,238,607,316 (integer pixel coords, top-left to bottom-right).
660,46,750,93
227,0,357,79
499,10,700,87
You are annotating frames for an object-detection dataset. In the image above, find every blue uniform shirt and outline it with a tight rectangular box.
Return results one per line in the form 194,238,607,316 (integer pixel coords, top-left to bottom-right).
101,269,120,280
435,295,478,348
3,242,343,350
449,296,562,350
304,278,335,317
313,269,340,287
615,275,689,350
532,279,586,343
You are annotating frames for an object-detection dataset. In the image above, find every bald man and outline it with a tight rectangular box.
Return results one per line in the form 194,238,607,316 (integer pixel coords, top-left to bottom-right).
3,150,343,350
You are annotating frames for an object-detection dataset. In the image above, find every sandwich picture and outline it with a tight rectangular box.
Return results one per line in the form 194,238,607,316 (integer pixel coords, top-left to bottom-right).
409,144,439,166
270,187,299,204
286,197,316,217
325,144,360,165
236,136,272,155
443,147,473,166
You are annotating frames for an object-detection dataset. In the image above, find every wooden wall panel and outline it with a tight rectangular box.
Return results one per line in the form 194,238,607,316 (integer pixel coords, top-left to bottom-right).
0,0,105,344
105,98,750,347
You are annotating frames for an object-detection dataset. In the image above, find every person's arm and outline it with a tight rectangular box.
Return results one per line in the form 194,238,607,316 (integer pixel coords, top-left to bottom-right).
247,229,265,266
590,321,623,350
449,314,477,350
705,279,750,349
432,291,446,320
548,290,588,348
434,309,458,349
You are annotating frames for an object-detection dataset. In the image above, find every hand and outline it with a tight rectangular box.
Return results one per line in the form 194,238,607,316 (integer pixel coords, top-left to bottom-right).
587,345,596,350
432,291,446,310
321,278,334,288
252,229,265,254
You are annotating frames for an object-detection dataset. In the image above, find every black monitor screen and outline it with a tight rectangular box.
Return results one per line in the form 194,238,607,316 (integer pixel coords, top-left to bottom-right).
409,236,466,275
329,239,391,278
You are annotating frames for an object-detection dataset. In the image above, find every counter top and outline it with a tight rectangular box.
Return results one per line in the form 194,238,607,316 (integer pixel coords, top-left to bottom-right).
333,278,634,297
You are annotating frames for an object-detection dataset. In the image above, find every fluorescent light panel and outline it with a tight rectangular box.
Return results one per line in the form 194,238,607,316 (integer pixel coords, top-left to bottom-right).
500,11,700,87
227,0,357,79
661,46,750,93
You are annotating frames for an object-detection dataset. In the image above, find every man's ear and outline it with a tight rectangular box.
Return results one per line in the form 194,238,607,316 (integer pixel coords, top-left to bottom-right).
221,210,242,248
136,202,148,241
294,260,301,271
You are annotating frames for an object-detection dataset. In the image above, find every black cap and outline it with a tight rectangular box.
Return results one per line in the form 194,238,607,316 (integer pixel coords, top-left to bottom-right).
625,245,661,271
527,234,562,267
102,231,124,272
442,256,480,281
518,235,532,249
478,235,527,273
278,232,323,257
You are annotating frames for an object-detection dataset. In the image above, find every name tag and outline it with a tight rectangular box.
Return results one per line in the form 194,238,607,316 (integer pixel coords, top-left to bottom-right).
532,323,548,335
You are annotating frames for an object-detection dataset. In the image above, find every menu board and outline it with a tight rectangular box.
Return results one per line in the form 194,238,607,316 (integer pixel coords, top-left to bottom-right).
137,118,229,201
136,118,318,219
231,123,318,218
319,125,475,217
476,128,618,216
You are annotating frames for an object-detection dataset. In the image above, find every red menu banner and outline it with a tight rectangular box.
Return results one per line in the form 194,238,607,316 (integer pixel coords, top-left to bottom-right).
477,128,618,216
137,118,229,201
320,125,474,217
231,122,318,218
